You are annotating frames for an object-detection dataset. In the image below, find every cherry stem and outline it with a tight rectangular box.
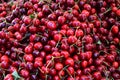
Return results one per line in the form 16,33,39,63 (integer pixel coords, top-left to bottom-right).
46,56,54,70
38,67,44,74
14,48,25,54
45,74,48,80
55,41,60,48
103,61,111,67
36,34,44,38
66,69,74,78
103,8,111,14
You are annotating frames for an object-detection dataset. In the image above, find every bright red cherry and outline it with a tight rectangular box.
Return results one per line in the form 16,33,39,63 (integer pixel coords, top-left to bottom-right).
58,16,66,25
68,36,77,44
93,72,102,80
20,69,29,78
111,25,119,34
55,62,63,71
65,57,74,66
24,54,33,62
33,18,40,26
54,34,62,41
47,21,57,30
23,16,31,25
34,42,43,50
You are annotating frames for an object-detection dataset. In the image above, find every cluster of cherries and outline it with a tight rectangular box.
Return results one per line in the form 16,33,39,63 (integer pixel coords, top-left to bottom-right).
0,0,120,80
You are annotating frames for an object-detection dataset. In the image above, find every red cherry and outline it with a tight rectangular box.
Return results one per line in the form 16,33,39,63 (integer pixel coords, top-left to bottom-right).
29,26,37,33
72,20,81,27
67,77,74,80
54,75,60,80
52,51,60,57
24,54,33,62
116,9,120,16
85,51,92,60
81,60,88,68
76,69,82,76
106,54,115,62
60,50,70,58
93,72,102,80
65,57,74,66
67,29,74,36
81,10,90,17
55,62,63,71
24,45,33,54
34,42,43,50
111,25,119,34
1,61,9,69
50,69,57,76
33,18,40,26
1,55,9,62
54,33,62,41
47,21,57,30
67,66,74,75
58,16,66,25
68,36,77,44
23,16,31,25
20,69,29,78
37,11,43,19
75,29,84,37
19,24,27,33
112,61,119,69
34,59,43,68
79,75,89,80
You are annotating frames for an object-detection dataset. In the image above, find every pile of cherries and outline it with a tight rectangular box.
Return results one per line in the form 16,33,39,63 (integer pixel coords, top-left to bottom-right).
0,0,120,80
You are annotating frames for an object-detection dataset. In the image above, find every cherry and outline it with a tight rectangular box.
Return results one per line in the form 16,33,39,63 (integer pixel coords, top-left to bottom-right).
24,44,33,54
68,36,77,44
44,44,51,52
81,60,88,68
53,75,60,80
111,25,119,34
1,55,9,62
24,54,33,62
112,72,120,79
34,42,43,50
67,66,74,75
60,50,69,58
55,62,63,71
20,69,29,78
72,20,81,27
33,18,40,26
42,5,50,14
93,71,102,80
112,61,119,69
65,57,74,66
106,54,115,62
50,69,57,76
116,9,120,16
34,59,43,68
79,75,89,80
54,33,62,42
23,16,31,25
1,61,9,69
47,21,57,30
58,16,66,25
75,29,84,37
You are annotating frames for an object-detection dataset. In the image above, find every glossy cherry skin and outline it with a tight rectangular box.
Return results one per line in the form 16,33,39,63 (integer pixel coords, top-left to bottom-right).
55,62,63,71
